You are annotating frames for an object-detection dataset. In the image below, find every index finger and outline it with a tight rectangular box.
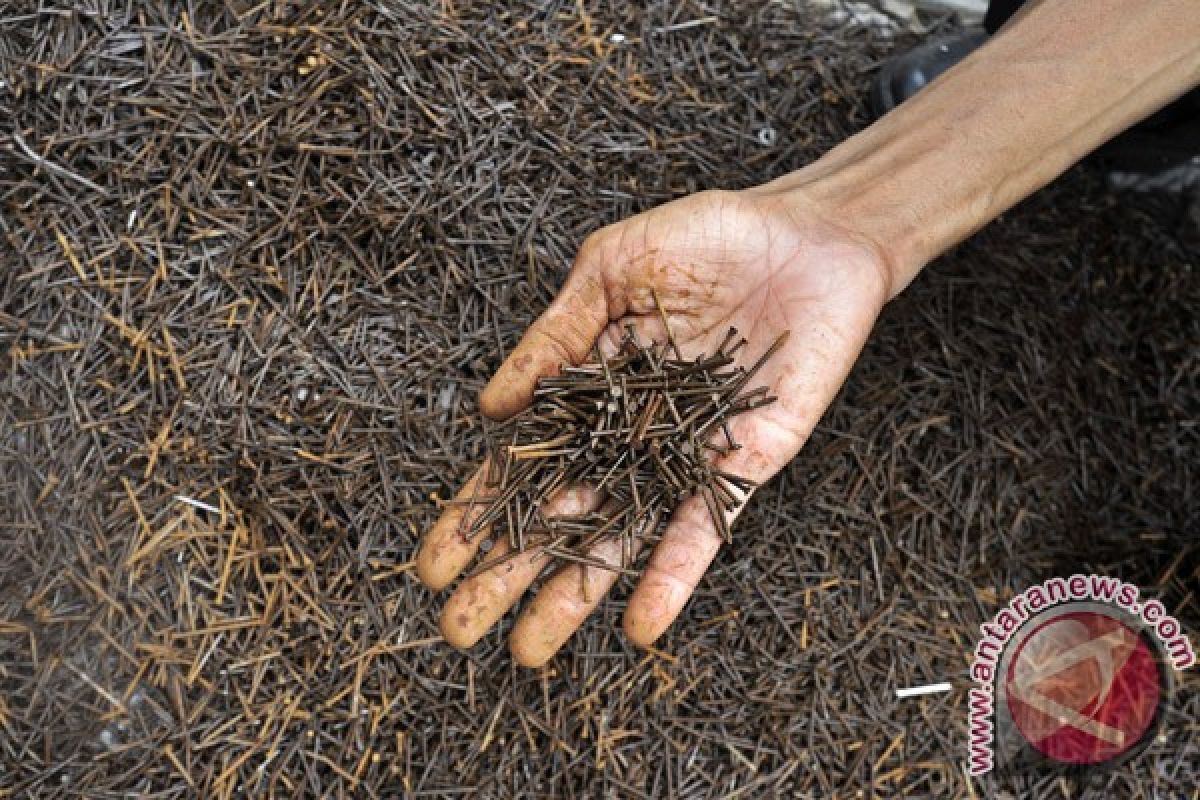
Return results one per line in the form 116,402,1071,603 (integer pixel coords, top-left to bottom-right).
416,465,496,591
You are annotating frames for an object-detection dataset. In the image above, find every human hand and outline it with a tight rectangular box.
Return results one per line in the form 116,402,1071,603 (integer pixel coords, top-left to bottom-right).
416,186,894,665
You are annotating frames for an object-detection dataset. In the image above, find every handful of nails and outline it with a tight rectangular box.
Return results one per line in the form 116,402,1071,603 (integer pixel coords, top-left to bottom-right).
459,325,789,594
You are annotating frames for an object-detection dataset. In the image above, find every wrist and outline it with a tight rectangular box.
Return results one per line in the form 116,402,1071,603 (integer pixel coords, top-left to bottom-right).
757,132,944,302
778,153,934,301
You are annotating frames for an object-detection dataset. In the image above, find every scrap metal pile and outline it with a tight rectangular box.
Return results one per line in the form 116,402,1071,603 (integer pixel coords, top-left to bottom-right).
1,2,1195,798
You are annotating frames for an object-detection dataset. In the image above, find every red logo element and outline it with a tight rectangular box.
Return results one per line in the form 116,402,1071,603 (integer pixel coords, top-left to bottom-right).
1004,611,1161,765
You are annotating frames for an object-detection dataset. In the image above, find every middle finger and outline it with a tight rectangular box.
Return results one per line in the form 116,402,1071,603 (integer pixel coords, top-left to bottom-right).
439,486,598,649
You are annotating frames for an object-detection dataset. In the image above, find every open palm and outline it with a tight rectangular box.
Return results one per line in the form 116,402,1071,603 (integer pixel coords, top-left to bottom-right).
417,188,892,666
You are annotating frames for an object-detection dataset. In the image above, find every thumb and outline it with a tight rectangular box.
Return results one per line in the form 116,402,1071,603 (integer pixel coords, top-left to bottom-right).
480,240,615,419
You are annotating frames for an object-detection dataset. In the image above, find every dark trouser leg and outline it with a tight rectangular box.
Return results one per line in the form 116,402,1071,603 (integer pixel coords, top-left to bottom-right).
984,0,1026,34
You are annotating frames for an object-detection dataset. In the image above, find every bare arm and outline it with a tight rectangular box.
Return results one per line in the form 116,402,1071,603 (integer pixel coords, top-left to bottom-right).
766,0,1200,296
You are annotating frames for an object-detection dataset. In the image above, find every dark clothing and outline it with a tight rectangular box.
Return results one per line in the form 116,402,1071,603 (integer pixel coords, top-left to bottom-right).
983,0,1025,34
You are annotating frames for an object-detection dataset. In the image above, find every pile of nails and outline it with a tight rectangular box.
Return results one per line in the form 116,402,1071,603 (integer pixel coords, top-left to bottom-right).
460,324,789,591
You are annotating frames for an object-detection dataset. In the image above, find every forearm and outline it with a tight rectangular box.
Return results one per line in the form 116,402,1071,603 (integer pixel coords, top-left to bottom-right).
769,0,1200,298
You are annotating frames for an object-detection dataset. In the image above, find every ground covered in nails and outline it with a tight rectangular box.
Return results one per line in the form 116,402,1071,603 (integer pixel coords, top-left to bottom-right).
1,2,1196,798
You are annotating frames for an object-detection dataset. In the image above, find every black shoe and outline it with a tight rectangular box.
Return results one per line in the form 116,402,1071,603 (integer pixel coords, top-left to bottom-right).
869,31,988,118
